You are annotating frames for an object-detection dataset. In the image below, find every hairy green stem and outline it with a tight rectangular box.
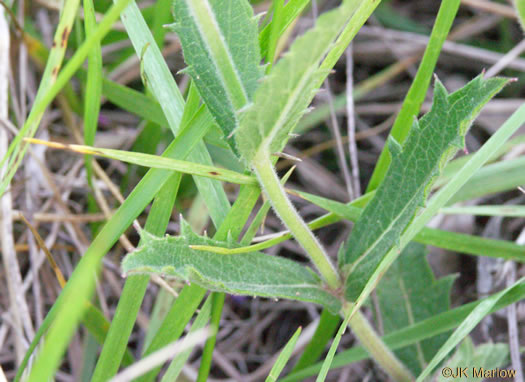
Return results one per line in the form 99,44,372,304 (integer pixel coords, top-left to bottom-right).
252,151,340,289
345,306,414,382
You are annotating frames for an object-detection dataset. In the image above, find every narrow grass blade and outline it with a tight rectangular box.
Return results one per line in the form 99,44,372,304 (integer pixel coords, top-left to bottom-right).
315,311,353,382
0,0,80,176
265,0,284,70
196,292,224,381
416,278,525,381
265,327,302,382
366,0,461,191
259,0,309,59
342,76,508,302
82,0,102,183
95,1,233,376
26,139,256,185
440,205,525,217
100,78,168,127
161,296,213,382
295,190,525,261
292,310,340,372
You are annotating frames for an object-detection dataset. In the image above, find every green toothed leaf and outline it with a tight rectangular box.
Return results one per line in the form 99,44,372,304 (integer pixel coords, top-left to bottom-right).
342,75,509,302
171,0,262,151
235,0,360,164
121,221,342,313
376,243,455,375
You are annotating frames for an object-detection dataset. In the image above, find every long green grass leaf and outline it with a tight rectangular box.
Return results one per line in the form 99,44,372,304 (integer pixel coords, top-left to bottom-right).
342,75,508,302
160,296,213,382
259,0,309,59
292,310,340,372
27,139,256,185
266,327,302,382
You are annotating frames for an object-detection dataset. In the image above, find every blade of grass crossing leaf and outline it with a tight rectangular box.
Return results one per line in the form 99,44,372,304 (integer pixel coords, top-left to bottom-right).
366,0,460,191
140,82,201,350
280,283,525,381
25,106,210,382
347,103,525,341
0,0,132,198
91,173,181,381
193,186,264,382
448,156,525,204
100,3,231,378
266,327,302,382
416,278,525,381
160,296,213,382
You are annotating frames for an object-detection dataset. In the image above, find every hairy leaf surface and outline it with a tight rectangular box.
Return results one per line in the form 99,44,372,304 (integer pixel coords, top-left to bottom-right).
342,75,508,301
122,221,341,312
235,0,360,163
172,0,262,150
376,243,455,375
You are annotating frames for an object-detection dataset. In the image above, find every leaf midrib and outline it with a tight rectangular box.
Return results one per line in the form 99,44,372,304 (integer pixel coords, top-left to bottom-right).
187,0,249,110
